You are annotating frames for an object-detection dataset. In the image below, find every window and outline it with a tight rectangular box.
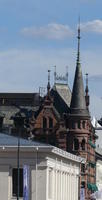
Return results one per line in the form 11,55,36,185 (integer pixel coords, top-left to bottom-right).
43,117,47,129
49,118,53,128
81,138,86,150
81,164,85,173
12,168,23,197
81,181,85,188
78,121,80,129
74,138,79,150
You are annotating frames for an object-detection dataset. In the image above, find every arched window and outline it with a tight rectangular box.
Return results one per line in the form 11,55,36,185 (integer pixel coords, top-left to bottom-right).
43,117,47,129
81,138,85,150
78,121,80,129
49,118,53,128
74,138,79,150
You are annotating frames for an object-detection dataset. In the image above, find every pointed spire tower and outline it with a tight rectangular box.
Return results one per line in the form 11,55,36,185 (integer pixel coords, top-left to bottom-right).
70,21,89,117
44,70,53,106
47,70,51,96
85,73,90,109
68,21,96,200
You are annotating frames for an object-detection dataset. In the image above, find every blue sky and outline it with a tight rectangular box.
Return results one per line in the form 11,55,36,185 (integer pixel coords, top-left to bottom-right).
0,0,102,118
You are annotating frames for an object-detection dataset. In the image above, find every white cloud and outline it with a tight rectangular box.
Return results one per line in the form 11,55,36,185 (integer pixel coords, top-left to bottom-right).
21,23,74,40
0,48,101,118
81,19,102,34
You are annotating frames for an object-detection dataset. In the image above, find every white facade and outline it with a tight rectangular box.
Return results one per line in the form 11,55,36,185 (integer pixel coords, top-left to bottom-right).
96,159,102,191
0,134,82,200
95,158,102,200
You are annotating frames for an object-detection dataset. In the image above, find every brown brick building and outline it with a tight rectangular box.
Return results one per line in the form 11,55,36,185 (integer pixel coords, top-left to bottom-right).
0,28,98,199
31,27,97,199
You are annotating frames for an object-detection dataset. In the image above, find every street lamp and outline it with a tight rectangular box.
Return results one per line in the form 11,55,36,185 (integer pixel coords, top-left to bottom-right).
12,112,25,200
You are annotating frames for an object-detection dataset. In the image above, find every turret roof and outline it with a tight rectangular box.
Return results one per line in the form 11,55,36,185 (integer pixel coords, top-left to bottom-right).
70,25,89,117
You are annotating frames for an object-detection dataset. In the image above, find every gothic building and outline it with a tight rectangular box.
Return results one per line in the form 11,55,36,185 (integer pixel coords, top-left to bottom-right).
0,27,98,199
31,27,97,199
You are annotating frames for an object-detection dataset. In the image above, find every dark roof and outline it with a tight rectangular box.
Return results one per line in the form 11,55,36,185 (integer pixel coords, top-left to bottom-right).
0,93,38,99
0,132,51,147
0,93,41,106
53,83,71,107
51,83,71,115
70,64,88,116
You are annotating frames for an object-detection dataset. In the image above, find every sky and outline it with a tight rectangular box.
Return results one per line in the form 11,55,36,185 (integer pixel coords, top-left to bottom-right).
0,0,102,118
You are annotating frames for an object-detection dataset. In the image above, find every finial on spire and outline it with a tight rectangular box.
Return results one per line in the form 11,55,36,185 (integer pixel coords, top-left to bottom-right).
77,16,81,64
47,70,51,94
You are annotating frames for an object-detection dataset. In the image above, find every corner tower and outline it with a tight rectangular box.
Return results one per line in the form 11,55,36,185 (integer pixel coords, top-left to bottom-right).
70,24,89,117
68,24,97,199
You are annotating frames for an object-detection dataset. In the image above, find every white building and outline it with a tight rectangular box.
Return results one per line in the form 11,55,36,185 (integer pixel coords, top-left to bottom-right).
96,147,102,191
0,132,83,200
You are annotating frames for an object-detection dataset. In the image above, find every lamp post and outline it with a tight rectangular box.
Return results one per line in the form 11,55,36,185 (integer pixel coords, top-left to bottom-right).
13,113,25,200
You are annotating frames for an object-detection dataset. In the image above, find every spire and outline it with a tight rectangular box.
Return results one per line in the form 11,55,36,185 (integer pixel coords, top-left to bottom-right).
47,70,50,95
77,17,81,64
44,69,53,106
70,22,89,117
85,73,90,108
85,73,89,94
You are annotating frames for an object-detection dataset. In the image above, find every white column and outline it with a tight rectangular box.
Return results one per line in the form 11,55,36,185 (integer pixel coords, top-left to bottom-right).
58,171,60,200
71,174,73,200
67,173,70,199
60,160,62,200
62,172,63,200
73,175,75,200
65,173,67,200
46,167,49,200
57,171,60,200
52,169,55,200
55,170,57,200
76,175,79,200
69,173,71,200
60,170,62,200
63,172,65,200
